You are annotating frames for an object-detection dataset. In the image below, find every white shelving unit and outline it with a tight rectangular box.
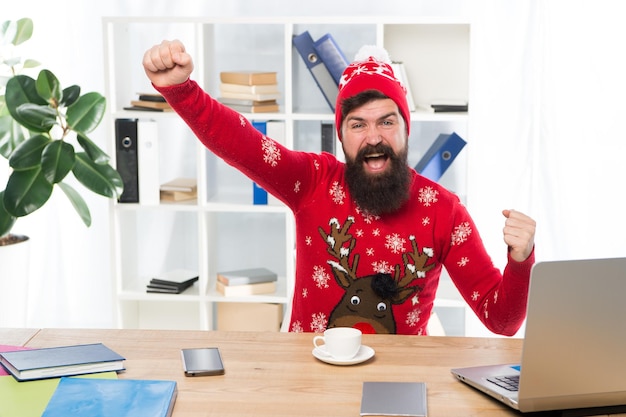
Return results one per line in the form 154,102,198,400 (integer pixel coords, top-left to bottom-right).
102,16,471,333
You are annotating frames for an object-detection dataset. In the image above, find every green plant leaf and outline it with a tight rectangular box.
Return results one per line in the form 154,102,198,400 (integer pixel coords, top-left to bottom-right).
4,167,53,217
66,92,106,134
72,152,124,198
5,75,48,130
61,85,80,107
42,140,75,183
15,103,57,132
23,59,40,69
77,132,110,164
0,190,17,237
0,114,26,158
8,134,50,170
12,18,34,46
58,182,91,227
36,69,62,105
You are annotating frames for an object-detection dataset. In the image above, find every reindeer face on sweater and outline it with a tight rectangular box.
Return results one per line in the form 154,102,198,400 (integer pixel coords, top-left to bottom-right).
319,216,435,334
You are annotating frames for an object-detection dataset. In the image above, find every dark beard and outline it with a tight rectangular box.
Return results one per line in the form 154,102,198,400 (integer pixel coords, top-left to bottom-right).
344,143,411,216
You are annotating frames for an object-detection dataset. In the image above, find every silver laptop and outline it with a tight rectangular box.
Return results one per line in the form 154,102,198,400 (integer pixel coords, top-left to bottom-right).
451,257,626,413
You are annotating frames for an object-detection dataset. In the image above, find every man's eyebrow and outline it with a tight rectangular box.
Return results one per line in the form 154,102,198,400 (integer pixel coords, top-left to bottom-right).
345,112,399,123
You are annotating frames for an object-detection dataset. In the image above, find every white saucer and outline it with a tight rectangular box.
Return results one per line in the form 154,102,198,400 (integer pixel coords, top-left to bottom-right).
312,345,375,365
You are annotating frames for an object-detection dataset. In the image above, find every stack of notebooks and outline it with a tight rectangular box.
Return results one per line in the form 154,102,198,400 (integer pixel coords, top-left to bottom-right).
217,71,280,113
159,177,197,202
124,93,173,112
215,267,277,296
147,269,199,294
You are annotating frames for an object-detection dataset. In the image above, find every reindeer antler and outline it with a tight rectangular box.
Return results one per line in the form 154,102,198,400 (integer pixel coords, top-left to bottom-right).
391,236,435,304
318,217,360,288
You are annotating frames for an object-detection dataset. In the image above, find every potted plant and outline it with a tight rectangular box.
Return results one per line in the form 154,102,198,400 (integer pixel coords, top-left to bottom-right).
0,18,123,325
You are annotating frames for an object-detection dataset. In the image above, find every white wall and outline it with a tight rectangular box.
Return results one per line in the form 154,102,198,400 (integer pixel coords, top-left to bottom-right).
3,0,626,330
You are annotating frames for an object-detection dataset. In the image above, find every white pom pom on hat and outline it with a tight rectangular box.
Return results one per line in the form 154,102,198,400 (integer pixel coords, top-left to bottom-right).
334,45,410,140
353,45,392,64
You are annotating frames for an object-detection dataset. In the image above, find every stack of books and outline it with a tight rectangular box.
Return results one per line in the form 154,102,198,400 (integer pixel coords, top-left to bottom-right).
147,269,199,294
217,71,280,113
215,267,277,296
124,93,173,112
159,177,197,202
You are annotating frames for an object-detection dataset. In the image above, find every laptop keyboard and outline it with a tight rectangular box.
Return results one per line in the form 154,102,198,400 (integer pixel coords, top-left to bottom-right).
487,375,520,391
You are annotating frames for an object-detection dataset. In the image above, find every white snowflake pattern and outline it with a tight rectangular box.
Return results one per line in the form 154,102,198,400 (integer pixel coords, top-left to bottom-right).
483,301,489,318
418,186,439,207
471,291,480,301
493,290,499,304
451,222,472,246
294,180,301,193
385,233,406,254
405,308,421,327
312,265,331,289
372,228,381,237
329,181,346,205
366,248,375,256
291,321,304,333
261,136,281,167
239,115,246,126
360,211,380,224
310,313,328,333
302,288,308,298
457,257,470,267
411,294,419,306
421,217,431,226
371,260,394,274
305,236,312,246
356,229,364,238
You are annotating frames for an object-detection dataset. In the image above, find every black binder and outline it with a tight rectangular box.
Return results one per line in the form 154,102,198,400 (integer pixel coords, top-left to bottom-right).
115,118,139,203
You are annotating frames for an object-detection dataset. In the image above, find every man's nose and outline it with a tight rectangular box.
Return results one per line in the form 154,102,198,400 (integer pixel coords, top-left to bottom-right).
364,125,383,145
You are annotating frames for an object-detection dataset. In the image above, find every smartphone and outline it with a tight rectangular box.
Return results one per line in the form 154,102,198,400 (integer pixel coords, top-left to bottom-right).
181,347,225,376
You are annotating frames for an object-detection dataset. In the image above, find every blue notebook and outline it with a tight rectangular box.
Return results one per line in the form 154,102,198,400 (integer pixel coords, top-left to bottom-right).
41,377,177,417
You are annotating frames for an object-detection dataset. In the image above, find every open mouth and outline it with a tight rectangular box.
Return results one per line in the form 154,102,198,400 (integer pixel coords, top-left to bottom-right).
363,152,389,172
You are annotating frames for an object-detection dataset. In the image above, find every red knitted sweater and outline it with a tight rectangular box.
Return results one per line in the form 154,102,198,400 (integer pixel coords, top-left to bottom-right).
155,79,534,336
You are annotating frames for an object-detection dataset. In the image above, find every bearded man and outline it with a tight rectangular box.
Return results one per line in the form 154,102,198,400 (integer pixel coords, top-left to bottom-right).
143,41,536,335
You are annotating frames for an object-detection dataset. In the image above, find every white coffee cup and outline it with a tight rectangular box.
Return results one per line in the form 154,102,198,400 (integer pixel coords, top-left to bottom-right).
313,327,362,360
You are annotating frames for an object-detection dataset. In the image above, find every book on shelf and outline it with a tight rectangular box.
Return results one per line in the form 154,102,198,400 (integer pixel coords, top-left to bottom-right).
414,132,467,182
360,381,427,417
429,100,468,112
216,280,277,296
217,97,277,107
0,372,118,417
224,102,280,113
146,269,199,294
219,90,280,102
0,343,125,381
159,177,197,202
313,33,349,86
160,177,197,192
220,82,279,95
216,267,278,286
130,100,173,110
136,92,167,102
219,71,277,86
390,62,416,112
41,377,177,417
293,31,338,112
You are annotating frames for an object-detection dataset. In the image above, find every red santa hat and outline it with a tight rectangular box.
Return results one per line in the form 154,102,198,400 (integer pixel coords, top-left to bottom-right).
335,45,410,140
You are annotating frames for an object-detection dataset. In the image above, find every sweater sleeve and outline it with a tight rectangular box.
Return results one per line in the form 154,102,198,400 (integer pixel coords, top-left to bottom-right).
441,199,534,336
153,79,318,209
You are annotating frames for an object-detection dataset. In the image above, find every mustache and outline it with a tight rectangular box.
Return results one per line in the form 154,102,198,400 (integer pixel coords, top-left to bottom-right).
355,143,395,161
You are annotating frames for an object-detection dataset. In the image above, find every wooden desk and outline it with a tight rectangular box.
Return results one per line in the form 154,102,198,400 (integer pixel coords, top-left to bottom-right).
0,328,39,347
3,328,524,416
